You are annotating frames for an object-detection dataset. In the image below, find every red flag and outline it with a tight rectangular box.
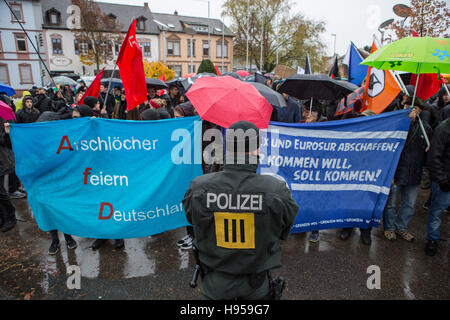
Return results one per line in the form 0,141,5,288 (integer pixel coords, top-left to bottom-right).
408,31,440,100
410,73,440,100
159,73,166,82
214,64,221,76
117,20,147,110
78,68,104,105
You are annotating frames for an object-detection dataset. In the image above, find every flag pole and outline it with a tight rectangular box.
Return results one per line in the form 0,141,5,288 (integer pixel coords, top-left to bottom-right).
411,63,430,148
443,82,450,97
102,61,118,111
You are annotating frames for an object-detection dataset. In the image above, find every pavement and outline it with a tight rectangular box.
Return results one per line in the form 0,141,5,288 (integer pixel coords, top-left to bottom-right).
0,188,448,300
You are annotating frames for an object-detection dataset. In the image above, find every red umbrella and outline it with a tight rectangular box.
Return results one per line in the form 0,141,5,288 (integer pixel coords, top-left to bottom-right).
186,76,273,129
0,100,16,121
236,70,250,77
184,72,196,78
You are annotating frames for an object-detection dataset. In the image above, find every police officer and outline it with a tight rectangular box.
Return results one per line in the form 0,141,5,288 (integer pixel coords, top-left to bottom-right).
182,121,299,300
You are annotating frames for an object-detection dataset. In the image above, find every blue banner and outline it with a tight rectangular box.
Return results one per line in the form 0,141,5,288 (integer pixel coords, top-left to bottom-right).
10,117,203,239
258,109,411,233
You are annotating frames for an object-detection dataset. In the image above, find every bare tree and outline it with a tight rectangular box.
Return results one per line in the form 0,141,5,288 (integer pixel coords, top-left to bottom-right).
72,0,123,72
389,0,450,39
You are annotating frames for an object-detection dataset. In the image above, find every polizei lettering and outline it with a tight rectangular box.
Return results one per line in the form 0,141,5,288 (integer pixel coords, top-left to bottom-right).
206,192,263,212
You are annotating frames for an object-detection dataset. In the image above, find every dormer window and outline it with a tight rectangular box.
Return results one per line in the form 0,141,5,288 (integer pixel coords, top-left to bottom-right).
136,17,146,31
107,13,117,29
191,25,208,33
46,8,61,26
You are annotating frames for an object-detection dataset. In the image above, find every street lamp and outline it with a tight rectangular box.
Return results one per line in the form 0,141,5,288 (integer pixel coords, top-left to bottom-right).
246,0,250,72
154,19,170,65
185,26,197,73
331,33,336,57
193,0,211,58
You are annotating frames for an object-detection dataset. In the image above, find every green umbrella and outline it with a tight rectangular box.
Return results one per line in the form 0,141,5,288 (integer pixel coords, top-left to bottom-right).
361,36,450,74
362,36,450,147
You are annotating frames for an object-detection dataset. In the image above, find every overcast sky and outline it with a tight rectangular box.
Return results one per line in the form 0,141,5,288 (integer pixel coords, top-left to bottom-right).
96,0,409,56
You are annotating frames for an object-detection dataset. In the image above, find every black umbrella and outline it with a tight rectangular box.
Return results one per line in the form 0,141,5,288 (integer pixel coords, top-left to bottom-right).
182,72,217,91
254,72,268,84
165,78,186,95
334,80,359,94
146,78,168,90
249,82,287,108
220,72,242,80
278,74,355,101
100,78,123,88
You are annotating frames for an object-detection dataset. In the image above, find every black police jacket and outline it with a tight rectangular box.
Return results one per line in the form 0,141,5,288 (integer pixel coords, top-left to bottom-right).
183,160,299,275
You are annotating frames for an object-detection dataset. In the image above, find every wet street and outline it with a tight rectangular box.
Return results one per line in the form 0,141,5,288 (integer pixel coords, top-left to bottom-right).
0,189,448,300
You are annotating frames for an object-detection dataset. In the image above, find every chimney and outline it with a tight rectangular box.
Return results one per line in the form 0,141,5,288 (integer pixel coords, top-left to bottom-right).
174,10,178,15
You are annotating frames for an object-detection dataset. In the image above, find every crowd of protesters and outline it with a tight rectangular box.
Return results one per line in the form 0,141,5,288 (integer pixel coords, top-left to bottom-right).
0,74,449,257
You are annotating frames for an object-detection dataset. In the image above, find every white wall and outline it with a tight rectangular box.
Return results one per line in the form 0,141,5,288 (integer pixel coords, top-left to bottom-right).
0,0,45,93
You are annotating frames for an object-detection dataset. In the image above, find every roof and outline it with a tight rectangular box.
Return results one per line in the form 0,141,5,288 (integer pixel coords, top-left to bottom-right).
40,0,160,35
152,12,234,37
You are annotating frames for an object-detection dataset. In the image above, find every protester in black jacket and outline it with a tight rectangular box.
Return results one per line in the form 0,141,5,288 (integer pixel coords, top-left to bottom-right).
425,117,450,256
275,93,302,123
383,102,432,242
15,96,40,124
34,88,54,113
98,84,115,117
0,120,17,232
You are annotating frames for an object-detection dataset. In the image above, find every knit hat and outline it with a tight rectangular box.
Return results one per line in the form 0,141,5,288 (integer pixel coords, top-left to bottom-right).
141,109,161,121
150,99,163,109
76,105,94,117
226,121,260,154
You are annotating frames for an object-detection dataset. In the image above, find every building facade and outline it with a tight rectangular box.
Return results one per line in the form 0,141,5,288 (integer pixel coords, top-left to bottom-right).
152,12,233,77
0,0,46,96
40,0,160,79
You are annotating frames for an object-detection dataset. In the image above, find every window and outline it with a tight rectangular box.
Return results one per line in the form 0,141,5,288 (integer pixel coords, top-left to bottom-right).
51,37,62,55
187,39,195,57
167,40,180,56
114,42,120,56
202,40,209,57
141,42,151,57
191,25,208,33
74,39,79,55
144,43,151,56
107,41,113,55
216,41,228,58
188,64,195,73
169,65,182,78
10,3,23,22
107,14,116,29
46,9,61,26
218,66,228,73
15,34,27,52
80,43,88,55
0,64,10,85
50,13,58,24
137,17,146,31
19,64,33,84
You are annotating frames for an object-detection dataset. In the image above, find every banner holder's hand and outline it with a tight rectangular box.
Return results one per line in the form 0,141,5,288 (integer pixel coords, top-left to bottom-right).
4,122,10,134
